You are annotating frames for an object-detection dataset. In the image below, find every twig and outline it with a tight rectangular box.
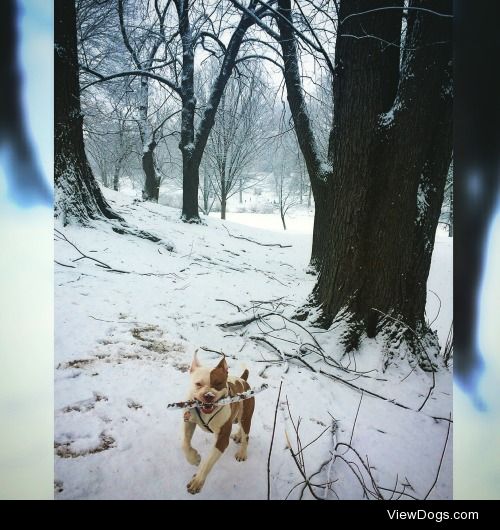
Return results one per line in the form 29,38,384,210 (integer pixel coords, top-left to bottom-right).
166,384,268,410
267,381,282,500
250,336,311,373
55,260,76,268
89,315,143,325
423,413,452,500
55,228,113,269
215,299,242,312
427,289,442,328
222,224,292,248
284,399,324,500
199,346,237,360
349,391,364,447
219,313,274,329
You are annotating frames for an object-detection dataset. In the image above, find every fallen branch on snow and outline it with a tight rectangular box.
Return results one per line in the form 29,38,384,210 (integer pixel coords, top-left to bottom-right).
222,224,292,248
55,228,181,278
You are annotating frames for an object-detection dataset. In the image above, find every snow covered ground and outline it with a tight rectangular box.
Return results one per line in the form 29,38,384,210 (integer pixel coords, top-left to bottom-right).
54,189,452,500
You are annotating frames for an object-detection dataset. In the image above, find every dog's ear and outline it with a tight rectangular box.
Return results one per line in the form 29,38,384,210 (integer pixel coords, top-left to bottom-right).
190,350,201,373
216,356,228,374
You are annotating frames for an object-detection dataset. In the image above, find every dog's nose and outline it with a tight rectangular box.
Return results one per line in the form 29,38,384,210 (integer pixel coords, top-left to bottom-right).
204,392,215,402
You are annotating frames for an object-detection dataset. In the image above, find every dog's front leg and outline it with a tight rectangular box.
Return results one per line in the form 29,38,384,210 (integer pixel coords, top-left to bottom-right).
187,420,231,494
182,420,201,466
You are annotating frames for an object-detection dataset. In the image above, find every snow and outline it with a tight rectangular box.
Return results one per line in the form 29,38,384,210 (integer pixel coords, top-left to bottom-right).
379,100,403,128
55,189,452,500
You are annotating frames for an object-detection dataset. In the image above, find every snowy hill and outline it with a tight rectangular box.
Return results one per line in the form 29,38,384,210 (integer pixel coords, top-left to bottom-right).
55,189,452,500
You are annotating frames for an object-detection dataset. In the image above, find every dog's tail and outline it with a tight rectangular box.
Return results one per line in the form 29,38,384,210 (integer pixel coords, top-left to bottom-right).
240,368,249,381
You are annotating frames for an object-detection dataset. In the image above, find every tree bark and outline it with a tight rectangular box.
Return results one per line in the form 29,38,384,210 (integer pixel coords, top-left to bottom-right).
220,173,227,219
221,197,227,220
54,0,121,225
311,0,452,367
448,181,453,237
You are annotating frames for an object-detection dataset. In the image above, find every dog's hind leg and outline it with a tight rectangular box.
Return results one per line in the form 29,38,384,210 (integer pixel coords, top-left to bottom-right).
182,421,200,466
235,396,254,462
187,420,232,494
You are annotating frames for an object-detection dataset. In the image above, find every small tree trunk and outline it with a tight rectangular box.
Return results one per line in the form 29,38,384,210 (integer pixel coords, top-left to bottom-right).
113,167,119,191
142,145,158,201
203,171,210,214
101,171,109,188
221,197,227,220
281,210,287,230
220,175,227,219
239,176,243,203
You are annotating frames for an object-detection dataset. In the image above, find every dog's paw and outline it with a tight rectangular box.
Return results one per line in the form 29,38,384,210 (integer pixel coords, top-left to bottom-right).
231,433,242,444
186,448,201,466
187,475,205,494
235,449,247,462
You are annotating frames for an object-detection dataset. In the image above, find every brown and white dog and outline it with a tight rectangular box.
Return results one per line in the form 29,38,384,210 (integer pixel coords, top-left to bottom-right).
182,352,254,494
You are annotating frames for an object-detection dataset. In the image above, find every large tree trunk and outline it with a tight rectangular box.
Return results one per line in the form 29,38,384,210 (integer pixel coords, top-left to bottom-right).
54,0,120,225
311,0,452,368
309,192,329,270
0,0,52,206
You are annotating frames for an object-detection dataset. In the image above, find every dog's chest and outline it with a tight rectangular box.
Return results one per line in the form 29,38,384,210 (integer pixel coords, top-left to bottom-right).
192,406,232,433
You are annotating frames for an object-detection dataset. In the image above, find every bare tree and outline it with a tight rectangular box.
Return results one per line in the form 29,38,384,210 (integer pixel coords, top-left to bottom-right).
80,0,277,220
204,71,268,219
274,165,299,231
84,101,136,191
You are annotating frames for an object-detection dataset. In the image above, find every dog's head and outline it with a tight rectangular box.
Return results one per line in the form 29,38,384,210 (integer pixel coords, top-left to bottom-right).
189,352,228,414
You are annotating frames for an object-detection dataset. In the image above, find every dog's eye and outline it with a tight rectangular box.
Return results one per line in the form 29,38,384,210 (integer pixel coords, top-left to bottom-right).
195,382,202,388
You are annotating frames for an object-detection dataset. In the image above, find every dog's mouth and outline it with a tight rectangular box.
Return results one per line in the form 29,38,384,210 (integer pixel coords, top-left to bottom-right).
198,401,217,414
